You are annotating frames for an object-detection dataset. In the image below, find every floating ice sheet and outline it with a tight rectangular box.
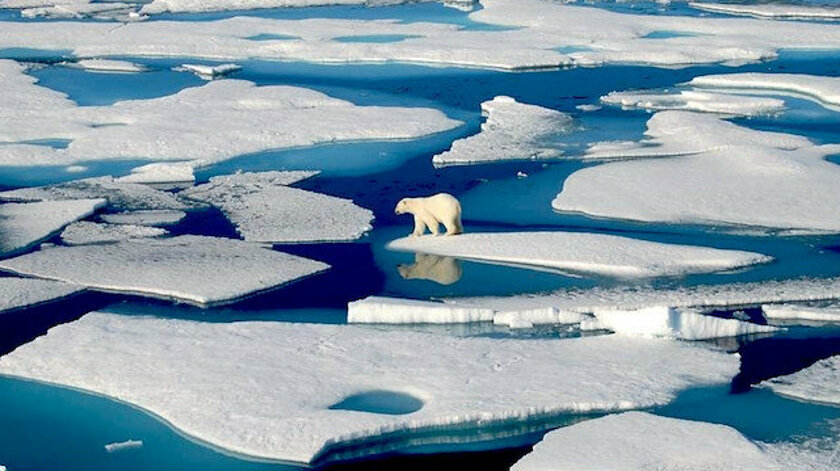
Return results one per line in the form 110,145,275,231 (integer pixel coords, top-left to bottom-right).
60,221,167,245
115,162,195,187
181,171,372,243
512,411,779,471
555,111,840,233
0,277,84,314
601,89,785,116
388,231,770,278
0,198,105,257
764,355,840,406
60,59,147,74
689,2,840,21
139,0,477,15
688,73,840,110
100,210,186,227
0,235,329,306
175,63,242,80
0,312,738,463
762,304,840,324
432,96,572,167
0,177,191,211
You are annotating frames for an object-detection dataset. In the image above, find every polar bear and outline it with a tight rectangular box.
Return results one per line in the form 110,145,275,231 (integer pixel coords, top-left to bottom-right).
394,193,463,236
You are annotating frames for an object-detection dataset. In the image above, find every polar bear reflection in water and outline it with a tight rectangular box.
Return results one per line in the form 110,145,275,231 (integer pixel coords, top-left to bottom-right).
394,193,463,237
398,253,462,285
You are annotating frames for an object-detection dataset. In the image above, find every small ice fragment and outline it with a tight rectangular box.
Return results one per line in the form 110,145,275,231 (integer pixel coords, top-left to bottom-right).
175,63,242,80
104,439,143,453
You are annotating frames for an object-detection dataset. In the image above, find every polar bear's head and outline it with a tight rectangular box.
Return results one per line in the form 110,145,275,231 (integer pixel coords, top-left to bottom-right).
394,198,411,215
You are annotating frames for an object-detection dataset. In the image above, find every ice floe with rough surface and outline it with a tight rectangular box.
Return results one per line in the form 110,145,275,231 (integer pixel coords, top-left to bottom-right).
762,304,840,324
388,231,770,278
100,210,186,227
512,411,781,471
0,278,85,314
0,177,191,211
61,59,147,74
432,96,572,167
764,355,840,406
139,0,476,15
554,111,840,233
0,312,738,463
175,63,242,80
182,171,372,243
0,235,328,306
115,162,195,188
348,296,584,327
0,60,462,169
60,221,167,246
689,73,840,110
586,306,778,341
4,0,143,20
0,198,105,257
601,89,784,116
690,2,840,21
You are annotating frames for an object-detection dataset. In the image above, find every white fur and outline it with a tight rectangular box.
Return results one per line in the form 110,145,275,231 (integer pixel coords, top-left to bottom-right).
395,193,463,237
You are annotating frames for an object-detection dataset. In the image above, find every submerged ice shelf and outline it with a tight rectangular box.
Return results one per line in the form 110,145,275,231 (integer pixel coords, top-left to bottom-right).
0,312,738,464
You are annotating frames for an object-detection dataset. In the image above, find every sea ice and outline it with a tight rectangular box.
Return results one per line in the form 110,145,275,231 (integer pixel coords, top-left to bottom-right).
0,277,85,314
388,231,770,278
554,111,840,233
181,171,373,243
100,210,186,227
115,162,196,187
60,221,167,245
762,304,840,324
175,63,242,80
586,306,778,341
139,0,476,15
0,235,329,306
0,198,105,257
600,89,785,116
61,59,147,73
688,73,840,110
6,0,141,20
0,312,738,463
764,355,840,406
432,96,573,167
689,2,840,21
511,411,780,471
104,439,143,453
0,177,191,211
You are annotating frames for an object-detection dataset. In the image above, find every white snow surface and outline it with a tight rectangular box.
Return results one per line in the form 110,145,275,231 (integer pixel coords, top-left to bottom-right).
0,235,329,306
555,111,840,233
2,1,840,70
0,312,738,463
0,277,84,314
688,73,840,109
388,231,770,278
61,59,147,73
139,0,476,15
601,89,785,116
0,198,105,257
100,210,186,227
181,171,373,243
762,304,840,323
689,2,840,20
60,221,167,245
764,355,840,406
512,411,780,471
175,63,242,80
588,306,778,340
0,60,461,169
432,96,572,166
116,163,196,186
0,177,191,211
5,0,140,20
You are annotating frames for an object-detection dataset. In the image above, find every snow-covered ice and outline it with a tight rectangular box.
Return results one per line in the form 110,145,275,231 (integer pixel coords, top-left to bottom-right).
432,96,572,166
512,411,780,471
61,59,147,74
181,171,373,243
348,296,494,324
115,163,196,187
0,60,462,169
139,0,476,15
689,2,840,21
60,221,167,246
0,312,738,463
587,306,778,341
762,304,840,324
388,231,770,278
4,0,141,20
0,177,191,211
100,210,186,227
0,277,85,314
688,73,840,110
104,439,143,453
764,355,840,406
0,235,329,306
601,89,785,116
175,63,242,80
554,111,840,233
0,198,105,257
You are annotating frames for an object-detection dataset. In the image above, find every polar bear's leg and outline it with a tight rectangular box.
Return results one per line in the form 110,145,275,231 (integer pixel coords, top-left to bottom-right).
420,210,441,236
411,214,428,237
443,216,463,236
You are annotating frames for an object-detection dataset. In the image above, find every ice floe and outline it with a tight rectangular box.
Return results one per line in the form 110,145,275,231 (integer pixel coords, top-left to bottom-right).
764,355,840,406
0,312,738,463
0,177,190,211
4,0,143,20
690,2,840,21
181,171,373,243
432,96,572,167
60,221,167,246
139,0,477,15
115,162,196,187
0,60,462,169
60,59,147,74
2,0,840,70
100,210,186,227
0,198,105,257
174,63,242,80
600,89,785,116
388,231,770,278
554,111,840,233
688,73,840,110
0,235,329,306
0,277,84,314
762,304,840,324
586,306,778,341
104,439,143,453
512,411,780,471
